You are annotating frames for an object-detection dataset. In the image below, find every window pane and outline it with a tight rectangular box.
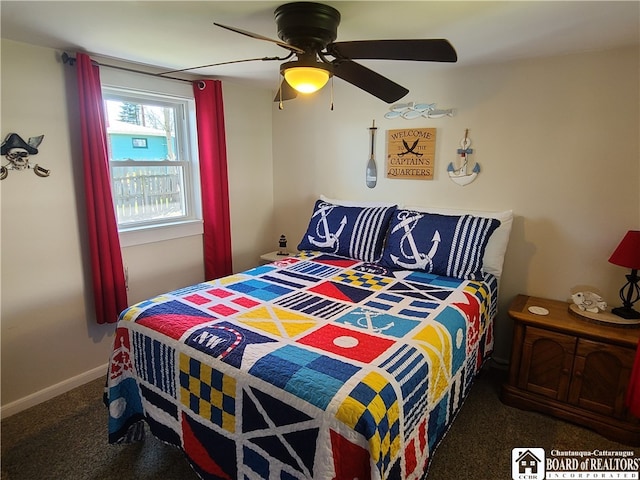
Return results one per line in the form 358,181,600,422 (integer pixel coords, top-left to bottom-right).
105,99,177,161
111,165,187,226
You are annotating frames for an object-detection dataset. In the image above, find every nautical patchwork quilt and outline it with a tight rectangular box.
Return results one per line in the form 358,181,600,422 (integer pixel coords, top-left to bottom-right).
106,252,498,480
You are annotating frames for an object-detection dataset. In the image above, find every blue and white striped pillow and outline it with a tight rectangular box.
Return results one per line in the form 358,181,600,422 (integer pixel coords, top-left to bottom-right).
298,200,396,262
380,210,501,279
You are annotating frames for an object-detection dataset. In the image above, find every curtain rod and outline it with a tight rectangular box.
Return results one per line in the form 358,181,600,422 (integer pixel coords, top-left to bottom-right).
61,52,195,84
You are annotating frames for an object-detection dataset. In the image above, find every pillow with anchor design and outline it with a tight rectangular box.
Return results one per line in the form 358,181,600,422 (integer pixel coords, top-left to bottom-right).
298,199,396,262
379,209,501,280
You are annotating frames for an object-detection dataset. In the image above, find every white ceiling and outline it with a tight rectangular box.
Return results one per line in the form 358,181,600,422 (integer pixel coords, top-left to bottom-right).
2,1,639,89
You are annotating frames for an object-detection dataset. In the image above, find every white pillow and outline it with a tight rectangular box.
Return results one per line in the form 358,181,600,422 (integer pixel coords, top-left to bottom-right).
402,205,513,279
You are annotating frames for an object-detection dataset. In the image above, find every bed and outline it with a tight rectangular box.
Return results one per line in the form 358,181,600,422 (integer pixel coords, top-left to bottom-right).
105,198,512,480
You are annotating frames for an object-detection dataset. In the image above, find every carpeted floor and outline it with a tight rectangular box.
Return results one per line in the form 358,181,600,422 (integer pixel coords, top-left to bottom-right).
1,364,635,480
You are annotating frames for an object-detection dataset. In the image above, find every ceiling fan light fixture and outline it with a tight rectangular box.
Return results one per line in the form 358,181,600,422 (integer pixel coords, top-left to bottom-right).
281,61,332,94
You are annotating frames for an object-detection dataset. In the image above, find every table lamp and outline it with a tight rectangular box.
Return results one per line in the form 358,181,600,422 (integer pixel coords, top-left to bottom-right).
608,230,640,319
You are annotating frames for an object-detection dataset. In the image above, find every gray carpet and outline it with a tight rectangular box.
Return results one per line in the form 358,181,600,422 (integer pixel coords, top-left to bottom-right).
1,364,633,480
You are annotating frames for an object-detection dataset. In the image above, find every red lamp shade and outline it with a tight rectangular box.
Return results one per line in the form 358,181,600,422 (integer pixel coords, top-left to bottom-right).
608,230,640,270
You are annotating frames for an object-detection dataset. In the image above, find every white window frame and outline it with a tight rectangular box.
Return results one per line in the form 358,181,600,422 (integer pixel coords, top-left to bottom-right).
100,72,203,247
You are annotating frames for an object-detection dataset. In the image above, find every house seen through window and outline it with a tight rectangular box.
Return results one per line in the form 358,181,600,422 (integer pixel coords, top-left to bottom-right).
103,89,199,233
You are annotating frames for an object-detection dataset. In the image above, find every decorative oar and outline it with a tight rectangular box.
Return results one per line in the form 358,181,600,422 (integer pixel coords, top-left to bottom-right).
366,120,377,188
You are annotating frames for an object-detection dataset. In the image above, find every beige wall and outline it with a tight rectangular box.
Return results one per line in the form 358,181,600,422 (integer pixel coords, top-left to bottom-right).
0,39,275,414
2,38,638,415
272,46,640,362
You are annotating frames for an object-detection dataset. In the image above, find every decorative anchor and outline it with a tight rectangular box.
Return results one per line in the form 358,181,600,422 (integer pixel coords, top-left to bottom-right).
447,129,480,186
0,133,49,180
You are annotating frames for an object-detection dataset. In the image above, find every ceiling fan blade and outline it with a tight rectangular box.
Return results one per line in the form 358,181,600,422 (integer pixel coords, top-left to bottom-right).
332,60,409,103
327,39,457,63
214,23,305,55
273,79,298,102
159,56,286,75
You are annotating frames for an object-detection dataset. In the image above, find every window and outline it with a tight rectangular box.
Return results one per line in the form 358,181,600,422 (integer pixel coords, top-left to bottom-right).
102,87,202,245
131,137,148,149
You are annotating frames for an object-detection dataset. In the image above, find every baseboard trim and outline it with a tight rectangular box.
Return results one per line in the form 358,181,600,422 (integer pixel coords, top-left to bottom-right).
1,363,108,420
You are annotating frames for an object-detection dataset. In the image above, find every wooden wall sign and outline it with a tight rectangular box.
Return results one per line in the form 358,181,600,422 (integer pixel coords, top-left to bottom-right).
386,128,436,180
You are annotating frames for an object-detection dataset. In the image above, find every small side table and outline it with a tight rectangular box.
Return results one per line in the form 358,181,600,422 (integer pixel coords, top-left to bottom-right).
260,251,292,264
501,294,640,445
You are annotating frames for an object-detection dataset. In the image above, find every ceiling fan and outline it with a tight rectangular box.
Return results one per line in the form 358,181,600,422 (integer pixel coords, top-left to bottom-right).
163,2,457,104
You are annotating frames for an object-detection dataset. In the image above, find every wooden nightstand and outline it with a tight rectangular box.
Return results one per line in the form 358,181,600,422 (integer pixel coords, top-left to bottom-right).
501,294,640,445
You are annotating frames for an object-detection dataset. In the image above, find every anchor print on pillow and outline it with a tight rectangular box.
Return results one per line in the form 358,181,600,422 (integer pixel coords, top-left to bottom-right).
380,210,500,280
298,200,396,263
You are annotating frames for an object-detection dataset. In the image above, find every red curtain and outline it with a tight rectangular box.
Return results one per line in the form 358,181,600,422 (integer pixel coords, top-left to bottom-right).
76,53,128,324
193,80,233,279
627,339,640,417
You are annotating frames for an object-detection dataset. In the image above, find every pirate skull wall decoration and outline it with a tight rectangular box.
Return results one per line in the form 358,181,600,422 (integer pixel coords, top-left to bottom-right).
0,133,49,180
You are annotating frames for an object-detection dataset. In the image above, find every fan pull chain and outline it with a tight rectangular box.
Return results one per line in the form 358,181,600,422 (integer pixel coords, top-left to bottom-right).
278,76,284,110
330,76,334,111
